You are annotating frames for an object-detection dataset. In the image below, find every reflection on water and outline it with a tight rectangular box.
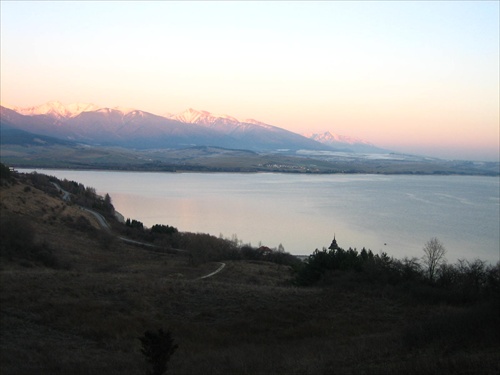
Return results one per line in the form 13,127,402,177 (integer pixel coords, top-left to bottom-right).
19,169,500,264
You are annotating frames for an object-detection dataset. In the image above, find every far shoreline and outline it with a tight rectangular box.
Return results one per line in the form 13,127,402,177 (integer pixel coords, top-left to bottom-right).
11,165,500,177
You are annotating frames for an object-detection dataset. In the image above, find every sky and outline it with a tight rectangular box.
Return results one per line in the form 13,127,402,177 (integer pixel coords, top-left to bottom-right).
1,1,499,161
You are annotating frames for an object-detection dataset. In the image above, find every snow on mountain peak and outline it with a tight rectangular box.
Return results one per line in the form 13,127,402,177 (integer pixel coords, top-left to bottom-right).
65,103,100,116
218,113,239,122
96,108,115,114
171,108,210,124
304,131,370,146
171,108,240,126
10,101,148,119
14,101,100,118
112,106,137,115
244,118,269,126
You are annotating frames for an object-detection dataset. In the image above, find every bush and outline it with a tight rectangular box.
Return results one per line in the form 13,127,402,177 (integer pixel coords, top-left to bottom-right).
0,162,12,181
0,213,61,268
151,224,178,235
0,213,36,259
140,329,178,375
126,218,144,230
181,232,240,265
30,242,61,268
293,247,394,286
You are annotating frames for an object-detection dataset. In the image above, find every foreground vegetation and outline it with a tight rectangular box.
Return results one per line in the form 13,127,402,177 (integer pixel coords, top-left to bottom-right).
1,164,499,374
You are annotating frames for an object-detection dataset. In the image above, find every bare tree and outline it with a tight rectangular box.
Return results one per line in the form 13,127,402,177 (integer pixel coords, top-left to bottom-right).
422,237,447,281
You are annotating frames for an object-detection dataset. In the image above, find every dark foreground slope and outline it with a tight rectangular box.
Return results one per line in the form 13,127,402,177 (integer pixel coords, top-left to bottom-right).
1,167,499,374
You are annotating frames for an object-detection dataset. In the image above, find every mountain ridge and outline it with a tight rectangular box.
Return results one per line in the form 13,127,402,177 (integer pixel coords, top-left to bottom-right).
3,102,383,153
1,102,338,152
2,105,498,176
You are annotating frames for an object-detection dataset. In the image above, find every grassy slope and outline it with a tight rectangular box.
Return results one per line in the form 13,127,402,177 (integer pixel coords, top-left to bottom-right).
1,175,499,374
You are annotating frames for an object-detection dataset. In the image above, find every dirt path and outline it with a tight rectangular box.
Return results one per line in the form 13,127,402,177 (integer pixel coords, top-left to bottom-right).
81,207,111,231
198,262,226,279
51,182,71,201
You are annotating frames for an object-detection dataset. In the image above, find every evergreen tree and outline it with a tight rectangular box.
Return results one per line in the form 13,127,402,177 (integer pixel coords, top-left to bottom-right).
140,329,178,375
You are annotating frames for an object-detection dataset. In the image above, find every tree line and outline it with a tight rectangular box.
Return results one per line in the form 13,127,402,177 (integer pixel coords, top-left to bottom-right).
120,216,300,266
294,236,499,304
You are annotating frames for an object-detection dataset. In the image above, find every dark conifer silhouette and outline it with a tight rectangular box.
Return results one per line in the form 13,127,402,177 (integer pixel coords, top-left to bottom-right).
140,329,178,375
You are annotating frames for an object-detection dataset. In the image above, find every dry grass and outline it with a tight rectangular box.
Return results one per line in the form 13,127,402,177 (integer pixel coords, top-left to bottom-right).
0,182,102,231
1,177,499,375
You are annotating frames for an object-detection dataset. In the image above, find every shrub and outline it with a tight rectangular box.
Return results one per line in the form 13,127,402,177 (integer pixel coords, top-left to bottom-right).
0,213,61,268
0,162,12,181
126,218,144,230
0,213,36,259
151,224,178,235
30,242,61,268
139,329,178,375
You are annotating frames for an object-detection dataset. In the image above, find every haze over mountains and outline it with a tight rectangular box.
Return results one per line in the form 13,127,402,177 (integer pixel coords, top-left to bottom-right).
0,101,385,153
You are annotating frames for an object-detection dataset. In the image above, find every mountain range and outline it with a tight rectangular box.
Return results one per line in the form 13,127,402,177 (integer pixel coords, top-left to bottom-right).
0,101,384,153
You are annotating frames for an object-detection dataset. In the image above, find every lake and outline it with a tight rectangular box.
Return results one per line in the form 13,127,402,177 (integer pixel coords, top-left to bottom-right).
18,169,500,264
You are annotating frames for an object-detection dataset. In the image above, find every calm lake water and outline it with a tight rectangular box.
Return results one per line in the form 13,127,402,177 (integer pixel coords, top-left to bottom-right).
19,169,500,264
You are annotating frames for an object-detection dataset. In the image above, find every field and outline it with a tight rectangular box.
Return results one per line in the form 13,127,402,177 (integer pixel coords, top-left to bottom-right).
2,142,499,175
1,167,499,374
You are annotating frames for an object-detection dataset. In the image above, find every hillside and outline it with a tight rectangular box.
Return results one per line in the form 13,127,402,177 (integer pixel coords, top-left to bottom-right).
1,166,499,374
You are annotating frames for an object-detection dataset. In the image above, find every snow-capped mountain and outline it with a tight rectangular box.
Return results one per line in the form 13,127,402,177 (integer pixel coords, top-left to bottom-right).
304,131,388,153
304,131,366,145
169,108,330,151
0,103,324,151
0,104,235,149
243,118,272,127
170,108,243,134
171,109,275,131
171,108,239,127
1,101,376,152
12,101,100,119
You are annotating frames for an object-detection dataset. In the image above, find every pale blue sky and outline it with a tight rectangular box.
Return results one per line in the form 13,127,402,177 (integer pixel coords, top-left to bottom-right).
1,1,498,160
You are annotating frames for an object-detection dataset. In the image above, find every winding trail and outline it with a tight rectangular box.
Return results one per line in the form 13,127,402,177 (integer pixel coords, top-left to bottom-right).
51,182,71,201
81,207,111,231
198,262,226,279
51,182,224,279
